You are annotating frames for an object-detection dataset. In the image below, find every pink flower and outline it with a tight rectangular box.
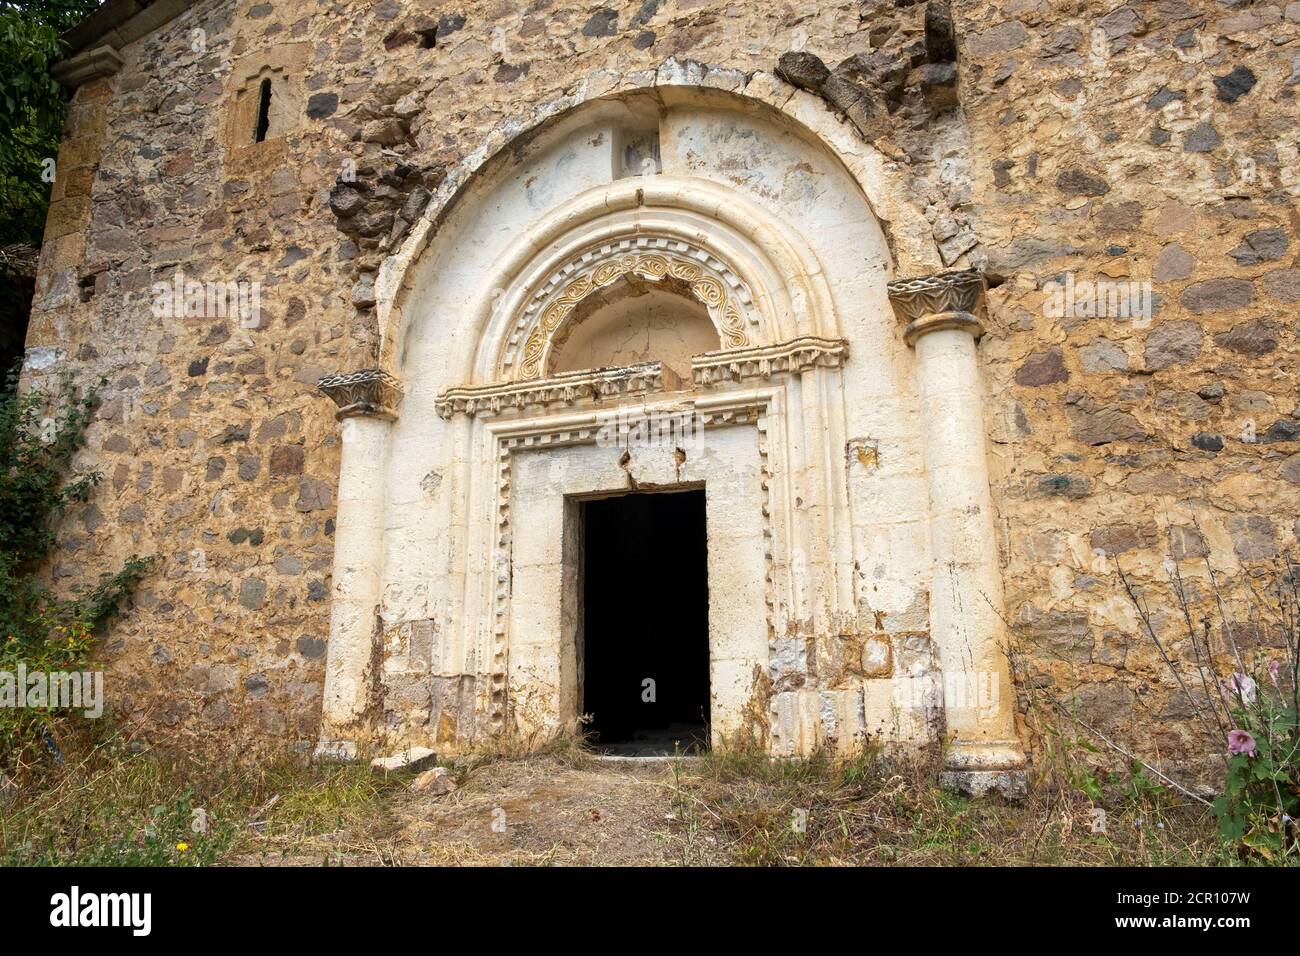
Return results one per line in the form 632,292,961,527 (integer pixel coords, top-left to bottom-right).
1227,729,1256,757
1223,673,1257,706
1267,659,1282,687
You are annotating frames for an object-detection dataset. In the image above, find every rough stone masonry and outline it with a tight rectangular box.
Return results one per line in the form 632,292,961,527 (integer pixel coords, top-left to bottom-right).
21,0,1300,788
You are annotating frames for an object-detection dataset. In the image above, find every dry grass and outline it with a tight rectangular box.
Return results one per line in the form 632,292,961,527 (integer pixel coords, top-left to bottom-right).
679,746,1225,866
0,725,1245,867
0,725,409,866
229,743,1232,866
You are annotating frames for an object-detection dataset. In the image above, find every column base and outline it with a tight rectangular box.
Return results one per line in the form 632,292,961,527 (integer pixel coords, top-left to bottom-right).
314,738,359,762
939,768,1028,800
940,738,1027,799
943,737,1026,769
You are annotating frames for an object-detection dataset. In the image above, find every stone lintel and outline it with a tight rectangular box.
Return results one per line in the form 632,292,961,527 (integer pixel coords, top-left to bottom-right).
319,369,403,420
436,336,852,419
436,361,669,419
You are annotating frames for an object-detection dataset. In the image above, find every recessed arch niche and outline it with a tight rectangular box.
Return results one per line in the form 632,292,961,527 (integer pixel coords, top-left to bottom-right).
546,275,718,382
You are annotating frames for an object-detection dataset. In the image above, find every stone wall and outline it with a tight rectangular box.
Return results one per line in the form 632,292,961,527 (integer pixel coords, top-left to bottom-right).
22,0,1300,770
958,1,1300,779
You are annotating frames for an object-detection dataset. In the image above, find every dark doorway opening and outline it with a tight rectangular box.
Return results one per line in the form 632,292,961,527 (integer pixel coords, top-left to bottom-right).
0,271,34,379
581,489,710,755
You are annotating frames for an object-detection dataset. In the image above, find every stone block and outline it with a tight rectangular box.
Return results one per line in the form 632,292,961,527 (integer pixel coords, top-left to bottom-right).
370,746,437,773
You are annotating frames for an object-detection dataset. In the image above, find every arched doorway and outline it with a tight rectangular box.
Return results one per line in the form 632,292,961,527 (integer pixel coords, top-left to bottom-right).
316,74,1026,795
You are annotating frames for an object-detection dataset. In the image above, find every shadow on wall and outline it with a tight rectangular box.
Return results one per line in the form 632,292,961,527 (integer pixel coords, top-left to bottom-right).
0,246,37,374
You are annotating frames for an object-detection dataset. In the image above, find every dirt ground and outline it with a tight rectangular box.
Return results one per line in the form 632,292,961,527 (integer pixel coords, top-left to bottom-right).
233,755,730,866
221,745,1229,867
2,736,1232,866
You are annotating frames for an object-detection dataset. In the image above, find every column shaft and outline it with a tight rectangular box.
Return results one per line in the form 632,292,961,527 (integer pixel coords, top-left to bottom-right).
888,271,1026,798
912,325,1023,783
318,416,389,753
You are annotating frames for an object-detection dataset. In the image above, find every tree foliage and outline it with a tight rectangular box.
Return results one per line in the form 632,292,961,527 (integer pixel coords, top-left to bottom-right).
0,1,101,247
1,364,154,762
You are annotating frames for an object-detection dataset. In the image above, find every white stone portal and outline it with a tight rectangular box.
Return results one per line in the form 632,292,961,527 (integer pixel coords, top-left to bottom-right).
505,424,767,745
317,81,1026,793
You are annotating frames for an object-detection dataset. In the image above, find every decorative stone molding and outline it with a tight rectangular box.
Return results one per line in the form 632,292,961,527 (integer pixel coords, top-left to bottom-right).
899,310,983,346
376,62,943,356
51,45,124,87
436,362,671,419
318,369,404,420
692,336,848,386
506,237,755,380
54,0,194,88
438,335,849,419
484,393,775,733
886,269,986,344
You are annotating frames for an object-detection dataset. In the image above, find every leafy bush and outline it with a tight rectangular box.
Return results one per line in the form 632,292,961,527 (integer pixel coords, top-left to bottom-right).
1017,538,1298,864
1212,653,1298,859
1118,551,1299,861
0,366,153,765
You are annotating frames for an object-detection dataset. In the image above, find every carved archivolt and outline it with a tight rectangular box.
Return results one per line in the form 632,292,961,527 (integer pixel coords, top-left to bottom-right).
504,237,755,381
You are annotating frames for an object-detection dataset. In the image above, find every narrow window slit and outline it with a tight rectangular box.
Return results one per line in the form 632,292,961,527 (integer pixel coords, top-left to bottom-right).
254,77,272,143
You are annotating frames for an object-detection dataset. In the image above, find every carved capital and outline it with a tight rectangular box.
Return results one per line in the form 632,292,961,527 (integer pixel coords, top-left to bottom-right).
318,369,403,420
887,269,986,343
